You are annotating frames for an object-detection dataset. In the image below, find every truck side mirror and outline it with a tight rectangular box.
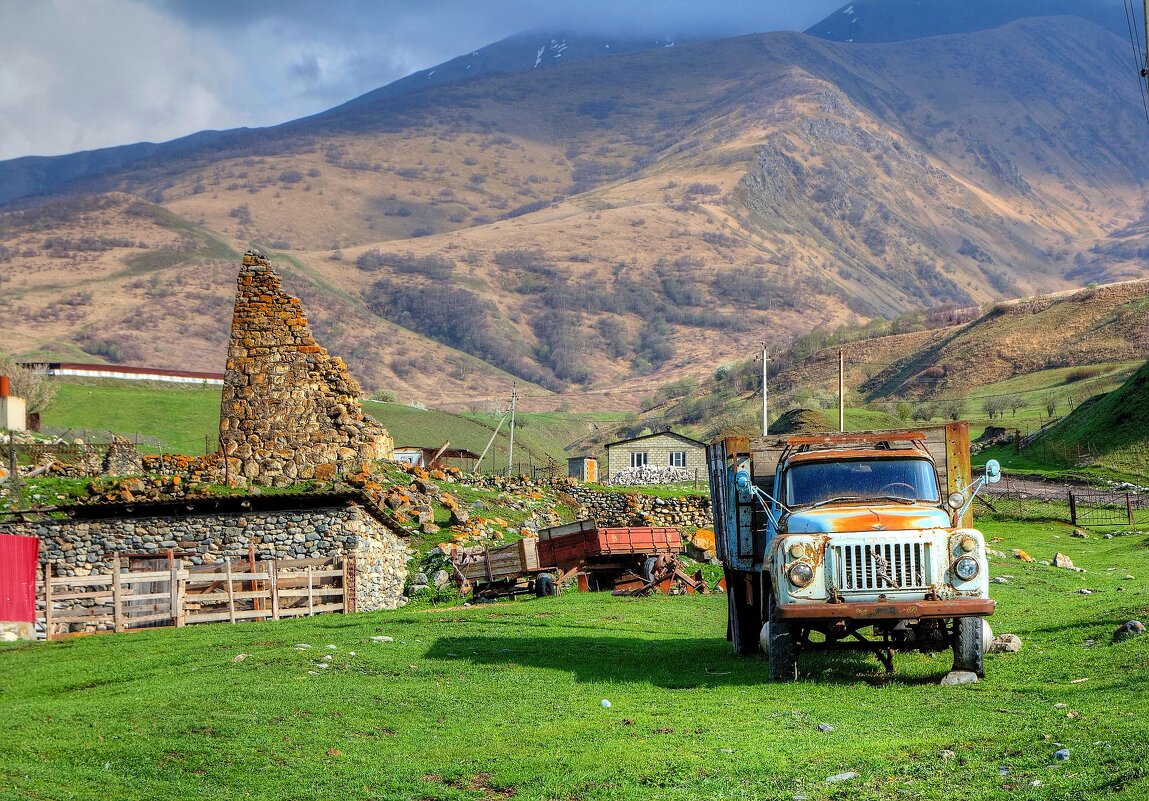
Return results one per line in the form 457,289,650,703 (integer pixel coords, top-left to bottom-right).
985,459,1001,484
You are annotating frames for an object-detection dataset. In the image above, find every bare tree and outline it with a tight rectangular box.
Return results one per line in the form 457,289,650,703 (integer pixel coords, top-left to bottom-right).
1003,393,1026,418
939,398,965,421
0,355,57,415
1042,392,1058,418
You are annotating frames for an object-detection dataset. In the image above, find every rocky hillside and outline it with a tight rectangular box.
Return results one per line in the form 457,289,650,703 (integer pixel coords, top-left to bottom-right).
2,17,1148,409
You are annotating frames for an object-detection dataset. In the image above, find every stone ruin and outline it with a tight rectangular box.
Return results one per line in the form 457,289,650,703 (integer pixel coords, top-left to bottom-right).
219,250,393,486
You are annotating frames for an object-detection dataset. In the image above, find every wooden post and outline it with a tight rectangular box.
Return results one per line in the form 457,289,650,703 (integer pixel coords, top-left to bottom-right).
170,559,183,627
270,559,280,621
43,563,54,640
306,565,315,616
225,558,236,624
1127,493,1134,526
111,556,125,633
343,555,356,614
1068,491,1077,526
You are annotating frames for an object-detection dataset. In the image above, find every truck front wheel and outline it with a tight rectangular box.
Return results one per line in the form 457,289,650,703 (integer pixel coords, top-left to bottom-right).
952,617,986,677
766,591,798,681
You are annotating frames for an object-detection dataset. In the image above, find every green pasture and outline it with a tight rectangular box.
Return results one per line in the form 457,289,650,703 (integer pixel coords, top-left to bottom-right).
3,515,1148,800
35,379,624,467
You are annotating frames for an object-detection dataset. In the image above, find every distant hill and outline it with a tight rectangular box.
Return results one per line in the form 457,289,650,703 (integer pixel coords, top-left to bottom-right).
807,0,1127,43
2,17,1148,409
1034,359,1149,475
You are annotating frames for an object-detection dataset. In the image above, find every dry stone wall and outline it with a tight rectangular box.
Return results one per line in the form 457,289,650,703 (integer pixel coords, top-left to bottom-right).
564,485,711,528
220,251,393,486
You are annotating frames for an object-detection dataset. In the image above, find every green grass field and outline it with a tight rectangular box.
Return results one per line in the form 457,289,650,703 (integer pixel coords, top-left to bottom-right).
36,379,624,467
3,515,1148,800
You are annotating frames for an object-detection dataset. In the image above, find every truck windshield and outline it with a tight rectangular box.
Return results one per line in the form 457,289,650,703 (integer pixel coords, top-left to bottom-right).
784,458,941,507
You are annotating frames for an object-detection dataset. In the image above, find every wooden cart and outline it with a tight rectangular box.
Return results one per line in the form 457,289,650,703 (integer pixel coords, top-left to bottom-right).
450,538,559,600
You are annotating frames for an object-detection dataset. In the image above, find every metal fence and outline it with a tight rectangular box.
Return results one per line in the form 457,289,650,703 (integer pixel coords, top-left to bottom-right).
1068,490,1149,527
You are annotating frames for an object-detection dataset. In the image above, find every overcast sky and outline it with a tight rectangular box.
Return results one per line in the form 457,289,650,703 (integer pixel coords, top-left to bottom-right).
0,0,846,162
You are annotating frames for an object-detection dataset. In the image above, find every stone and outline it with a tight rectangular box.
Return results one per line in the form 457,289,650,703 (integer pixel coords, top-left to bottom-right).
1013,549,1035,562
1052,553,1075,569
1070,530,1088,539
431,570,451,589
1053,749,1070,761
824,772,858,784
817,723,835,733
941,670,980,685
989,633,1023,653
991,577,1009,584
1113,620,1145,641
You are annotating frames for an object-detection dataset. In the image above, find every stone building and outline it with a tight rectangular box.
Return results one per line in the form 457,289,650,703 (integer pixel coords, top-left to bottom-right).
219,250,393,486
9,491,410,612
604,430,708,479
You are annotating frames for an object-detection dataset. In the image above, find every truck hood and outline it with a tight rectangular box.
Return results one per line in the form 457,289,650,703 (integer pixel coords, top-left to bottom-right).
784,504,951,533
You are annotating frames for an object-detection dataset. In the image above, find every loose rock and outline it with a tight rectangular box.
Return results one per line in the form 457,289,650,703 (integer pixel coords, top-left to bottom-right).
941,670,980,685
1053,553,1076,569
989,633,1023,653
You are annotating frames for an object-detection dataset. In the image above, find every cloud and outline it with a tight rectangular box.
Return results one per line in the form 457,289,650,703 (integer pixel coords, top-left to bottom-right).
3,0,1122,161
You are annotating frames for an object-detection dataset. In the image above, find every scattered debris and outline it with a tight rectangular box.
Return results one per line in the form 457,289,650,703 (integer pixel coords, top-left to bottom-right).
293,643,312,649
1070,529,1088,539
824,772,858,784
991,576,1010,584
1076,588,1094,595
371,636,394,643
817,724,835,733
601,699,612,708
940,750,956,760
231,653,248,663
1053,748,1070,761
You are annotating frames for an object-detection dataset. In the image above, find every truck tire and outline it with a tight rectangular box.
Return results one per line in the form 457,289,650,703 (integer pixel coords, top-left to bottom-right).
766,591,798,681
534,573,556,597
725,567,762,656
951,616,985,677
641,556,659,582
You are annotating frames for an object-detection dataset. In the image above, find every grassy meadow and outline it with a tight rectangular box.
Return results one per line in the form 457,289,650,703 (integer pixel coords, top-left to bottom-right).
2,514,1148,801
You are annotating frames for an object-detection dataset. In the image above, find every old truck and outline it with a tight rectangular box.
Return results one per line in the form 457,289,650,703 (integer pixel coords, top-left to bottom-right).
707,423,1001,680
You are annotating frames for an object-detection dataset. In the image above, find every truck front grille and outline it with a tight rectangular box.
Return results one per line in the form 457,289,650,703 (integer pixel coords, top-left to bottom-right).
833,542,930,591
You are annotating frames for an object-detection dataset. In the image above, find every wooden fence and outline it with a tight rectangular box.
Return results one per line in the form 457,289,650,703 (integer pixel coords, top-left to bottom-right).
41,555,349,638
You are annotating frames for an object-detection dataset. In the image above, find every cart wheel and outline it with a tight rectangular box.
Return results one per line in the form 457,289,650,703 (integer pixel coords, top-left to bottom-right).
535,573,556,597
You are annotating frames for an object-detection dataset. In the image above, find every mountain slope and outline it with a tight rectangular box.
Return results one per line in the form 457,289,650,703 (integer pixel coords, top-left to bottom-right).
1,18,1148,408
1035,358,1149,474
807,0,1128,43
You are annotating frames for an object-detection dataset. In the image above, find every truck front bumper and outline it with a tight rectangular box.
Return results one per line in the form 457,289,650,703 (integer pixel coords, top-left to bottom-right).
776,598,995,622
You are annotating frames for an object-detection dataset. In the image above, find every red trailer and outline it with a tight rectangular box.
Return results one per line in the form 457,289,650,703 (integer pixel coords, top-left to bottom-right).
536,521,689,592
0,534,39,640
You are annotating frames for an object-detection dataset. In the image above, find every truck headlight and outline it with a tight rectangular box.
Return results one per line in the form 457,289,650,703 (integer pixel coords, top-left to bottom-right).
788,561,814,587
953,556,979,581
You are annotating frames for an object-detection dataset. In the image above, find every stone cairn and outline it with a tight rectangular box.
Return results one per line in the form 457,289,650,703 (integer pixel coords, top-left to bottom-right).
219,250,393,486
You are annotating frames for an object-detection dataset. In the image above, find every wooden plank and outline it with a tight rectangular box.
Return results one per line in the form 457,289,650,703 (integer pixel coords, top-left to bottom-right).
124,612,174,626
307,566,314,616
172,560,184,628
225,558,236,624
183,589,274,602
276,588,345,598
278,603,343,618
50,613,114,624
50,590,115,602
119,591,174,603
118,570,173,583
50,574,115,588
270,560,280,621
111,556,124,633
274,569,343,579
184,608,276,624
43,563,54,640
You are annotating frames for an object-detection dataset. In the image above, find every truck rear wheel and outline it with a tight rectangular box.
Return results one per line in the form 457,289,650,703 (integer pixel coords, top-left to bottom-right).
766,591,798,681
952,617,985,677
724,567,762,656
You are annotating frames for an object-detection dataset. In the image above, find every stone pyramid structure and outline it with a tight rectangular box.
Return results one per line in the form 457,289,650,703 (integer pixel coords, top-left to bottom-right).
219,250,393,485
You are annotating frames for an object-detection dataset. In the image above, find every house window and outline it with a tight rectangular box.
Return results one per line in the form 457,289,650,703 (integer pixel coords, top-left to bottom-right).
670,451,687,468
630,451,649,468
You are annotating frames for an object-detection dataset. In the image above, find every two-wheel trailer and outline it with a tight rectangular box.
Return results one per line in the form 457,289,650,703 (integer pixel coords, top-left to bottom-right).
450,522,690,600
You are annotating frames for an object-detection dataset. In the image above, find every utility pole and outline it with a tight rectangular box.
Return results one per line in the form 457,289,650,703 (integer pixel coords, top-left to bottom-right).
507,383,517,476
761,343,770,437
838,349,845,433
